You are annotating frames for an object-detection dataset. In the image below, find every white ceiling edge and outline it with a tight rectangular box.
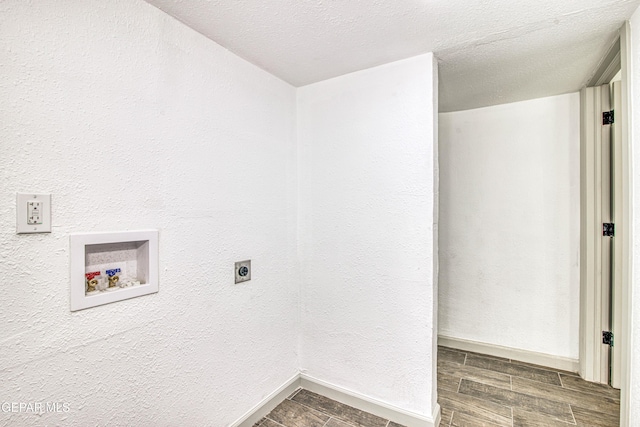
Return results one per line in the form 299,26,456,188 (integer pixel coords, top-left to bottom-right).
142,0,640,112
438,25,622,112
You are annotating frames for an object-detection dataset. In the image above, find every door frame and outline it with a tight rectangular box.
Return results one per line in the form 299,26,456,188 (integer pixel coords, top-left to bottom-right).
579,83,612,384
617,21,632,427
579,21,632,427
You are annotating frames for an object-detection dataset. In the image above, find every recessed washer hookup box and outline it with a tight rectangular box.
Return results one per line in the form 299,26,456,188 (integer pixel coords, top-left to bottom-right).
69,230,159,311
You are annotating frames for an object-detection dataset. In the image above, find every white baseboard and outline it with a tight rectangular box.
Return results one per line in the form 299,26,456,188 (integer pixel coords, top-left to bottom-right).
300,374,439,427
231,373,300,427
231,373,440,427
438,335,579,373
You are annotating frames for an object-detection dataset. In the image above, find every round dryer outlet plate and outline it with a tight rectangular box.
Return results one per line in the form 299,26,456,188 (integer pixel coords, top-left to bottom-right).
234,260,251,284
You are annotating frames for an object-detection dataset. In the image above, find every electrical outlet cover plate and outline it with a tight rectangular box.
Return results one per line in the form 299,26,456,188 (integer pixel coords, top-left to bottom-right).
16,193,52,234
235,260,251,284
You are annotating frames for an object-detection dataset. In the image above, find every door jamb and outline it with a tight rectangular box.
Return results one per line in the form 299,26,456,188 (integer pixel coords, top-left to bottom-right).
579,83,610,384
579,21,631,427
617,20,632,427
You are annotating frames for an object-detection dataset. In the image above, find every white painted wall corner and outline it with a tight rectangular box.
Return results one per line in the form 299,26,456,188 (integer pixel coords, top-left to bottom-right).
231,373,440,427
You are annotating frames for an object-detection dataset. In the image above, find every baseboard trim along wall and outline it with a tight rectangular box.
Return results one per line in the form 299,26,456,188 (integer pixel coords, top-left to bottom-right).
438,335,580,373
231,374,301,427
300,374,440,427
232,373,440,427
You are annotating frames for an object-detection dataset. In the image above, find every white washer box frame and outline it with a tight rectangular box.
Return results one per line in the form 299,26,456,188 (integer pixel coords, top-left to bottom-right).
70,230,159,311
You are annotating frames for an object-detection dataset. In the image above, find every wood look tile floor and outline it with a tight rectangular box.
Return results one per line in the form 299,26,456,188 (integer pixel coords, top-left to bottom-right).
254,347,620,427
438,346,621,427
254,389,406,427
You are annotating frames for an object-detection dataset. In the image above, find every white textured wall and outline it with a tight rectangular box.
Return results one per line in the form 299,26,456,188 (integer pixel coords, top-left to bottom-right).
629,7,640,425
439,94,581,359
297,54,439,417
0,1,298,425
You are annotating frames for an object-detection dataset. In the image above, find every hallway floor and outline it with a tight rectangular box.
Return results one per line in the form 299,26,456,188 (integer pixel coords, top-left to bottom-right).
438,346,620,426
254,346,620,427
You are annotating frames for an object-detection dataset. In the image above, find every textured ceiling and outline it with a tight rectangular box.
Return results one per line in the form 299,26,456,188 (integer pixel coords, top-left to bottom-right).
144,0,640,112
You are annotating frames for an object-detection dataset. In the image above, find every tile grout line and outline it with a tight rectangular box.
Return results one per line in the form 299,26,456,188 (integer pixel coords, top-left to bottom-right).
558,372,564,388
384,421,390,427
510,361,576,376
290,389,401,427
438,347,619,426
511,406,514,427
455,377,584,424
264,416,288,427
461,347,567,376
288,387,302,400
513,368,620,403
444,346,578,377
321,417,331,427
465,358,568,388
558,383,621,401
568,404,578,425
451,356,521,390
290,398,335,419
286,396,360,427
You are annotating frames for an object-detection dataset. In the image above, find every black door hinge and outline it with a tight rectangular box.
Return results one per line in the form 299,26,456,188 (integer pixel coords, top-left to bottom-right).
603,110,614,125
603,223,615,237
603,331,614,347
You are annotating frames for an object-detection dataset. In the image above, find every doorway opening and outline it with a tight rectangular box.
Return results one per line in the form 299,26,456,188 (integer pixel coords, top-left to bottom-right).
579,22,631,426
